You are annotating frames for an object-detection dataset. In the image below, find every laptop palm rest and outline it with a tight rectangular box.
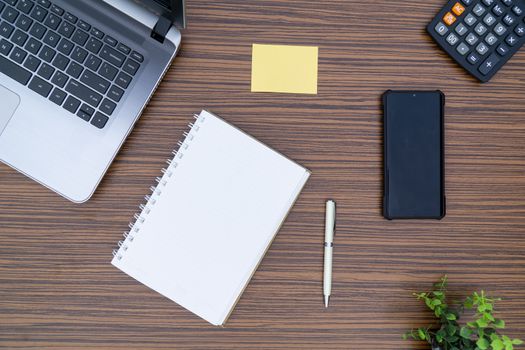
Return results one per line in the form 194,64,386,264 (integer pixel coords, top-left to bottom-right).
0,84,20,136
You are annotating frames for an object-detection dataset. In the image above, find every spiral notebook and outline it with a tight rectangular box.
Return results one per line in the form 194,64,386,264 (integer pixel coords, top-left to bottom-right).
111,110,310,326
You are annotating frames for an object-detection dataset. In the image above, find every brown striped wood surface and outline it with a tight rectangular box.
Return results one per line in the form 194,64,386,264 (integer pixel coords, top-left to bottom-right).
1,0,525,349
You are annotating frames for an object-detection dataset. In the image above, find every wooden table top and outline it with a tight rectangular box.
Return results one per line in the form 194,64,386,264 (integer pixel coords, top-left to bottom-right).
1,0,525,349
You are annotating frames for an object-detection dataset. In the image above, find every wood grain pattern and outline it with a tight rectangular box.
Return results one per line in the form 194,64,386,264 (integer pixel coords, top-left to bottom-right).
1,0,525,349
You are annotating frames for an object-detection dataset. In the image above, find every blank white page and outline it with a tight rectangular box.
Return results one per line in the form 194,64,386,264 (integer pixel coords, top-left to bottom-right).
112,110,310,326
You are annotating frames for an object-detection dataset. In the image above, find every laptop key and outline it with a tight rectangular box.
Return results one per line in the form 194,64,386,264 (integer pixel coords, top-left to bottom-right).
51,70,67,87
90,112,108,129
77,109,91,121
11,29,28,46
99,61,117,80
80,104,95,116
37,62,54,79
107,84,123,102
100,98,116,115
28,75,52,97
25,37,41,54
103,35,117,47
0,53,31,84
36,0,51,9
100,45,125,67
30,5,47,22
0,3,4,14
43,13,60,30
49,87,66,105
90,27,103,39
9,45,26,63
57,20,74,38
116,43,130,54
43,30,59,47
50,4,63,16
85,54,101,71
71,28,88,46
86,37,102,54
15,13,32,30
71,46,87,63
2,7,20,23
64,12,77,24
38,45,55,62
16,0,33,14
123,58,139,75
66,61,82,78
63,95,80,113
65,79,102,107
77,20,90,32
80,69,109,94
0,39,13,55
23,54,40,71
115,71,131,89
0,21,14,38
51,52,69,70
130,51,143,63
57,38,73,55
29,22,46,39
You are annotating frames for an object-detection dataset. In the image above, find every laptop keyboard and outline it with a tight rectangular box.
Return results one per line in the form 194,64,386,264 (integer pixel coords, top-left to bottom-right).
0,0,144,129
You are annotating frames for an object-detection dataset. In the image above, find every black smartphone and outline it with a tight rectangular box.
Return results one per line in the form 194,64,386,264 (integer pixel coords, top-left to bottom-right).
383,90,446,220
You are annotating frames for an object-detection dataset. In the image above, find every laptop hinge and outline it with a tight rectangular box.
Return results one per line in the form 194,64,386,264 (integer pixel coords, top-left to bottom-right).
151,14,172,43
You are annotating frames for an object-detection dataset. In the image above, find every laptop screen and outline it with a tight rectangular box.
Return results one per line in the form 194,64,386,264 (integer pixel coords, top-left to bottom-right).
152,0,172,9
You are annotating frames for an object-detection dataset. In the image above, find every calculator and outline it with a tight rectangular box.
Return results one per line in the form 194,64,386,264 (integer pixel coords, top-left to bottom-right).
428,0,525,82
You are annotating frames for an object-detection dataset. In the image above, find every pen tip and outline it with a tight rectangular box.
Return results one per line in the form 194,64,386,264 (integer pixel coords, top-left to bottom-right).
324,295,329,308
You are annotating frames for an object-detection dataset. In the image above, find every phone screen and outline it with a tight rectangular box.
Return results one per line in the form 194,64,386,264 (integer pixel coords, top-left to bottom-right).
383,91,445,219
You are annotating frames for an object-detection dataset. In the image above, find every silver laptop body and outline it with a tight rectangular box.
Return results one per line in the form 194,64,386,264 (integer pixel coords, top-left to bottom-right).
0,0,184,202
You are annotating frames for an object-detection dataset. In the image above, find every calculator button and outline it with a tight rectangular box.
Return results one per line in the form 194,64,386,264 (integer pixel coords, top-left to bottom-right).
512,5,523,15
466,32,479,45
482,0,494,5
456,42,470,55
447,32,460,45
467,52,480,64
478,53,500,75
452,2,466,16
435,22,449,36
443,12,457,25
485,32,498,45
455,22,468,35
464,13,477,26
505,33,518,45
502,0,513,6
473,4,486,16
462,0,473,4
497,43,509,55
475,23,488,35
514,23,525,36
503,14,515,25
476,42,489,54
483,13,497,25
492,4,505,16
494,22,507,35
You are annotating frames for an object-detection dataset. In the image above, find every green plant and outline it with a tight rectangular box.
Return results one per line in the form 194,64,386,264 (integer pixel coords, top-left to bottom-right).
404,276,523,350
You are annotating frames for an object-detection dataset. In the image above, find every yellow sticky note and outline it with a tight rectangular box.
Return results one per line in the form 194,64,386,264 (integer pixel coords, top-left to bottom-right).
251,44,318,94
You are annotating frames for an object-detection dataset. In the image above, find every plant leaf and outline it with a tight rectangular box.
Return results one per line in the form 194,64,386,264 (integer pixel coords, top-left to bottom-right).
512,339,524,345
446,313,457,321
493,319,505,329
491,338,504,350
418,328,426,340
460,326,472,339
477,337,489,350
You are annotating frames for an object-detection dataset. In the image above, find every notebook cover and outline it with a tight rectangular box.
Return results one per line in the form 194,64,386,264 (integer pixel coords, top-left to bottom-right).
111,110,310,325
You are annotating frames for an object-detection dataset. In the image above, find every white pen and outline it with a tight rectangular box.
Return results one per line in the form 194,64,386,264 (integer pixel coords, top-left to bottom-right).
323,200,336,308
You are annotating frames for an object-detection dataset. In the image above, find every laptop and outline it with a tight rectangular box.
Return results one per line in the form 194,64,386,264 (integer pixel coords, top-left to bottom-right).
0,0,185,202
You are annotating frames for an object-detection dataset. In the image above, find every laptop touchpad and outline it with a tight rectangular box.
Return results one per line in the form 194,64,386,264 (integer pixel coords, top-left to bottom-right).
0,84,20,136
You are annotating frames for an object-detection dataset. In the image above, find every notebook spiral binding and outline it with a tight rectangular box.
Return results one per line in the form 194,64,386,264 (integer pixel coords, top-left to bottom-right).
112,113,205,261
